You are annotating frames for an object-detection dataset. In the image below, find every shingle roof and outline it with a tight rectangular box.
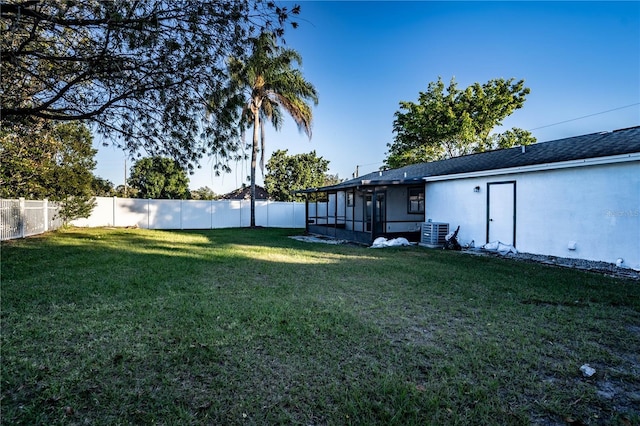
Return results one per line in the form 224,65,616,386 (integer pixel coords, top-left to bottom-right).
311,126,640,192
220,185,270,200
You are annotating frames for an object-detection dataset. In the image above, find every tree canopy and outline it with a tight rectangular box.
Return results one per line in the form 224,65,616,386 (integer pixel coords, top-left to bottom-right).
0,119,98,220
264,149,332,201
92,177,116,197
190,186,217,201
222,31,318,224
385,77,536,168
128,156,190,199
1,0,300,171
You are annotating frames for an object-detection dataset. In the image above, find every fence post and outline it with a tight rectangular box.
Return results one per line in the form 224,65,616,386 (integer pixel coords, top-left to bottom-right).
19,197,25,238
43,199,49,232
112,196,116,227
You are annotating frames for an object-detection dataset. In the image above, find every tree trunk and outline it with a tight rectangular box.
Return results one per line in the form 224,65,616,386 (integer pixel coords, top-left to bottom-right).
250,100,261,227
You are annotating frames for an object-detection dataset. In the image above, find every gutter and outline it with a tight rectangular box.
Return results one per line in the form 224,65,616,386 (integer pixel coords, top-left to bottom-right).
423,152,640,182
359,178,423,186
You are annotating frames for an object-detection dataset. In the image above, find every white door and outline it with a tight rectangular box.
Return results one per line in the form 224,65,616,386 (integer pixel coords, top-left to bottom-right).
488,182,516,246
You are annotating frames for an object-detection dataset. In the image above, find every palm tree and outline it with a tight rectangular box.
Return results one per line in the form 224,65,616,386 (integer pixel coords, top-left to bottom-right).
227,32,318,227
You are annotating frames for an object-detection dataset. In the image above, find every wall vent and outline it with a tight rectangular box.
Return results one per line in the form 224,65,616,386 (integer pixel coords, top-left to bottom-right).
419,222,449,248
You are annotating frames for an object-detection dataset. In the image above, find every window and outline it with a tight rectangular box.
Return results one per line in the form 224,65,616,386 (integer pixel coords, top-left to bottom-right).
408,187,424,213
347,191,354,207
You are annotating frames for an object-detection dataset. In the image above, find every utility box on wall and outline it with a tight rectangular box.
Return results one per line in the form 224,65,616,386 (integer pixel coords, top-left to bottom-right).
420,222,449,248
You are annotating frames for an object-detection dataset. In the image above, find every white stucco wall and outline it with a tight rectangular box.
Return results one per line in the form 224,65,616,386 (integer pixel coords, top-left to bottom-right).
425,160,640,269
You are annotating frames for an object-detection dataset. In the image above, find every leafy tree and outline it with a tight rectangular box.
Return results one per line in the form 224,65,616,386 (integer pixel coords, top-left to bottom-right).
92,177,116,197
385,77,536,168
1,1,301,172
264,150,330,201
489,127,537,150
223,31,318,225
48,122,99,221
128,157,190,199
323,173,342,187
114,185,138,199
191,187,217,200
0,118,57,199
0,119,98,221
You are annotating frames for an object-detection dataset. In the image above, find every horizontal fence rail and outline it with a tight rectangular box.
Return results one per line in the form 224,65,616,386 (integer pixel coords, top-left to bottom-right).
1,199,63,241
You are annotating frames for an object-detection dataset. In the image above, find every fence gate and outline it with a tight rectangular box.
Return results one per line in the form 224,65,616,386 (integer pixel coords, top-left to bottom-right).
1,199,63,241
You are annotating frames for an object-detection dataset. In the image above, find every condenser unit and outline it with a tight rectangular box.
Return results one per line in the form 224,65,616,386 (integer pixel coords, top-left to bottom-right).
420,222,449,247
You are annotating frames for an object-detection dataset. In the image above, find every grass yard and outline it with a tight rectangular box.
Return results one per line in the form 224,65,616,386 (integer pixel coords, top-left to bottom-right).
1,227,639,425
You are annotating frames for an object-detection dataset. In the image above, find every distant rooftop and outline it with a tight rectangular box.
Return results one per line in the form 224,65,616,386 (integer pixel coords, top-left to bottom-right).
220,185,270,200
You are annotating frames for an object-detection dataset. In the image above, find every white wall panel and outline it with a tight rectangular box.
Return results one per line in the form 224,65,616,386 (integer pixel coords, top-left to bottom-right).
426,161,640,269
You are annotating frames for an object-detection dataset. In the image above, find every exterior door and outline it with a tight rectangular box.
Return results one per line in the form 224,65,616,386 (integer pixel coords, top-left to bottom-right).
364,194,372,232
487,182,516,246
374,192,386,235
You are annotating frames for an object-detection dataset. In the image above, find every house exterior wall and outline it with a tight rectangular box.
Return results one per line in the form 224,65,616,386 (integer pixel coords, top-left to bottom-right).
425,161,640,269
383,186,425,233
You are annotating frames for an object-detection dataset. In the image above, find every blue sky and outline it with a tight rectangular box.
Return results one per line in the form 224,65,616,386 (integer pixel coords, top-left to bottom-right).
93,1,640,194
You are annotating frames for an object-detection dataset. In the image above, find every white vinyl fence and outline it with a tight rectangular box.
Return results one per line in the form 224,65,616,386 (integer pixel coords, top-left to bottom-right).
1,197,306,240
1,198,64,240
71,197,305,230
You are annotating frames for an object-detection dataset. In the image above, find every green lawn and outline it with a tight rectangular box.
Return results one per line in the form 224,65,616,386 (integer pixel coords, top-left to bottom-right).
1,227,638,425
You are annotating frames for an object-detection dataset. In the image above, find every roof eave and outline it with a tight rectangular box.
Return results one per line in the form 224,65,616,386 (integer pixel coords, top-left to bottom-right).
423,152,640,182
296,177,424,194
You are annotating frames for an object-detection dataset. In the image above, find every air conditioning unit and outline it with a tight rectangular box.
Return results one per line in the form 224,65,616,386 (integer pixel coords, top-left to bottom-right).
420,222,449,247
